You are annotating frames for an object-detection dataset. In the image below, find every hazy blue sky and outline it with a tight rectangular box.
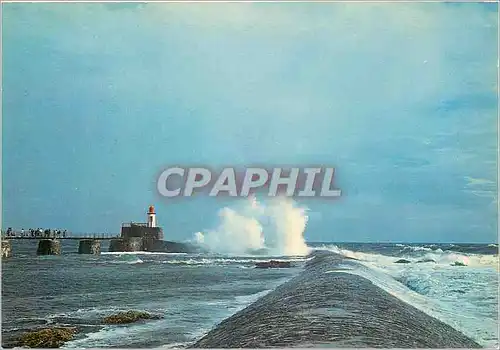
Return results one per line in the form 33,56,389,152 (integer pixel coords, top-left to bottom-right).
2,3,498,243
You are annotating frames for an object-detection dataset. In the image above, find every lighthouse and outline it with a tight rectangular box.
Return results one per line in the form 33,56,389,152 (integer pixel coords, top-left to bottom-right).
147,205,157,228
111,204,198,253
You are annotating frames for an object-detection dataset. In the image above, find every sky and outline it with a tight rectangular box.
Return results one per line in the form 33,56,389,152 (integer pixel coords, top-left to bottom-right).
2,2,498,243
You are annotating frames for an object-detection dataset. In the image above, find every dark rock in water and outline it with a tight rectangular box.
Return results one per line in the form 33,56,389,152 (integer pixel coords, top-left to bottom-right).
451,261,466,266
343,256,359,261
394,259,412,264
416,259,436,263
193,250,480,348
102,311,160,324
163,241,200,253
16,327,77,348
255,260,291,269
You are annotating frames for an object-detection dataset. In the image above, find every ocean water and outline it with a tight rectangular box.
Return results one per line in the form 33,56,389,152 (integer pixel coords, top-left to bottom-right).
1,240,498,348
1,240,303,348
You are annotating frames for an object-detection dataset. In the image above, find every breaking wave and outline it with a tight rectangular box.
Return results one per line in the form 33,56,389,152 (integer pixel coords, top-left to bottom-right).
102,254,144,265
317,244,498,268
192,197,310,256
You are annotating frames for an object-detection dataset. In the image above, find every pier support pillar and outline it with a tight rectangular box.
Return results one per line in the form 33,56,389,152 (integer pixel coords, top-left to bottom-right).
2,240,12,258
37,239,61,255
78,239,101,254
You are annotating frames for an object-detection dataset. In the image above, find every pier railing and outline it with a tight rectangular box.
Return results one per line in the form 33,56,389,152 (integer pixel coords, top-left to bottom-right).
1,230,120,240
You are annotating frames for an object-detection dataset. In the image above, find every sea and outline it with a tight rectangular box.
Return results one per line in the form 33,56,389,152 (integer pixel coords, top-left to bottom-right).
1,241,498,348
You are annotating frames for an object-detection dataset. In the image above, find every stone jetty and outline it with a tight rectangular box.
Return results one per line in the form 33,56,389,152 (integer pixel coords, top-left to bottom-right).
193,250,481,348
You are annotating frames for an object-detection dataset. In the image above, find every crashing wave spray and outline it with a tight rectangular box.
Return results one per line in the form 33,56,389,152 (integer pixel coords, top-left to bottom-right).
193,197,310,256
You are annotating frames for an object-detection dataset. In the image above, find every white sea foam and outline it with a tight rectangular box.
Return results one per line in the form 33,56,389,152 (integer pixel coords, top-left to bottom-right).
105,256,144,264
151,342,191,349
63,323,162,348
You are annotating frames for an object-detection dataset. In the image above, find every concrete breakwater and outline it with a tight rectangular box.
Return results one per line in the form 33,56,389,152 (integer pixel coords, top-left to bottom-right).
192,250,481,348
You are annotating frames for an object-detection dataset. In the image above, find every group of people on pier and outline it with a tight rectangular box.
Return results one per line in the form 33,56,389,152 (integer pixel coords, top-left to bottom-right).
3,227,68,238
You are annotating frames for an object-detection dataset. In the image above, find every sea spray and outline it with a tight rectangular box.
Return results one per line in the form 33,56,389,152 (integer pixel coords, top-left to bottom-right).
261,197,310,256
196,207,264,255
193,197,310,256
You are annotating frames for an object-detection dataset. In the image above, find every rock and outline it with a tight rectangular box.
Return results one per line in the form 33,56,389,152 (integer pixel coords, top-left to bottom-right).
102,311,160,324
344,256,359,261
255,260,291,269
17,327,77,348
416,259,436,263
451,261,466,266
394,259,411,264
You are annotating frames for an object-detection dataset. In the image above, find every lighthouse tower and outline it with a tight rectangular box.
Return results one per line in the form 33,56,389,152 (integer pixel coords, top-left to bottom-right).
147,205,157,228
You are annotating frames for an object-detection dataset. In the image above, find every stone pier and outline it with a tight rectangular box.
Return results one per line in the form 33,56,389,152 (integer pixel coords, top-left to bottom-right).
37,239,61,255
109,237,142,252
78,239,101,254
1,240,12,258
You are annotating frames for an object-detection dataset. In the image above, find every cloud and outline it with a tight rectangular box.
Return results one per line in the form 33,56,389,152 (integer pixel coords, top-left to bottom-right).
465,177,496,187
464,176,497,199
1,2,497,241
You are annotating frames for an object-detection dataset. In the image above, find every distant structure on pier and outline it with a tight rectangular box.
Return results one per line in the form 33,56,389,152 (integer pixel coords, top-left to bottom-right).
2,205,199,257
120,205,164,241
109,205,165,252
